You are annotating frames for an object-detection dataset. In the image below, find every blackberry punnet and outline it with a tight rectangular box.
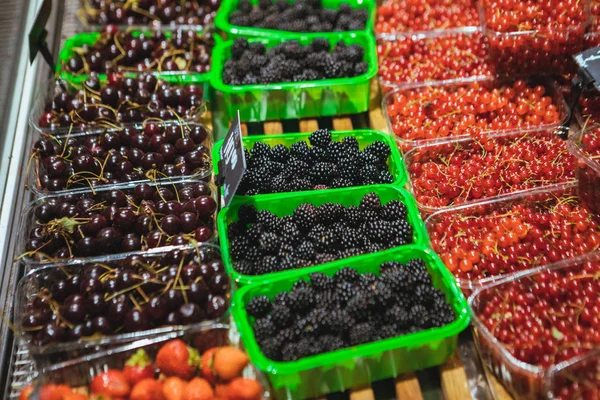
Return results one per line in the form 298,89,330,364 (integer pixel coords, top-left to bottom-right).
236,129,394,195
223,38,368,85
229,0,368,32
228,192,414,276
247,260,456,361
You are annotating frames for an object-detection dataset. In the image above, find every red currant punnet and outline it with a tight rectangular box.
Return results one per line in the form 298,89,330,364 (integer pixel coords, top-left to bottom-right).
569,127,600,215
548,350,600,400
406,130,576,210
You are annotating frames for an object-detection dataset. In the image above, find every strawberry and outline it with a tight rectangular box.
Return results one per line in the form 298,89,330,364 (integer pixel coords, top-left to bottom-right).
39,384,69,400
123,349,155,385
19,385,33,400
63,394,89,400
162,376,187,400
130,379,165,400
225,378,262,400
200,348,218,384
183,378,213,400
156,340,200,380
213,347,249,381
90,370,131,397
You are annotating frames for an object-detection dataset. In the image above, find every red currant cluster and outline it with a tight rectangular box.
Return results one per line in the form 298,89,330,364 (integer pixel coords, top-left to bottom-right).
592,0,600,31
473,257,600,396
375,0,479,35
428,188,600,286
578,92,600,126
377,33,495,86
406,131,576,210
386,79,562,147
550,353,600,400
482,0,587,74
570,127,600,215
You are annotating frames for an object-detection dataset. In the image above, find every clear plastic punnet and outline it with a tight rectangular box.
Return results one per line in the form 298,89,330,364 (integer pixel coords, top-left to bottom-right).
425,182,600,294
469,251,600,399
13,244,230,363
567,127,600,215
18,177,217,266
382,76,568,153
545,347,600,399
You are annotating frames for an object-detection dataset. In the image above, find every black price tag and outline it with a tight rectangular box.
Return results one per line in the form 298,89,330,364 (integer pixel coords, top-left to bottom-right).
217,111,246,207
574,46,600,90
29,0,55,71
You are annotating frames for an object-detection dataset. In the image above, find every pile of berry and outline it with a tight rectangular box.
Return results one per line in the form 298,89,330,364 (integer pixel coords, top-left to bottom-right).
428,190,600,283
64,28,214,75
222,38,368,85
24,181,216,261
38,74,205,131
578,92,600,125
82,0,221,26
376,0,478,35
20,248,228,346
551,357,600,400
572,127,600,214
386,80,561,143
33,123,210,192
475,259,600,369
377,33,494,85
246,263,455,361
238,129,393,195
227,193,414,276
229,0,369,32
407,131,575,209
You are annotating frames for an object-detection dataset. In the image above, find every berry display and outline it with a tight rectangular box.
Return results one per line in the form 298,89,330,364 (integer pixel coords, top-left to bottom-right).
482,0,587,74
407,131,575,209
247,262,456,361
571,126,600,215
238,130,394,195
376,0,478,35
81,0,221,27
229,0,369,32
38,74,205,132
63,28,213,76
32,122,210,192
428,187,600,286
18,248,228,346
19,340,263,400
227,193,414,276
473,258,600,397
386,80,561,146
222,38,368,85
550,355,600,400
22,181,216,261
377,33,494,86
578,92,600,127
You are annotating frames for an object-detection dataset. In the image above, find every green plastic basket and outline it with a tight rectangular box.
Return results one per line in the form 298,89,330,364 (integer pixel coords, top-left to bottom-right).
212,129,408,197
57,31,221,86
215,0,375,39
210,33,377,122
232,245,470,399
217,185,429,285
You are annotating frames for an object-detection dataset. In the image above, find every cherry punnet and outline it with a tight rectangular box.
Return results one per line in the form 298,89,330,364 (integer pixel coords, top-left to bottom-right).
23,181,216,262
20,248,228,346
377,32,494,86
387,79,561,146
376,0,478,35
407,130,575,209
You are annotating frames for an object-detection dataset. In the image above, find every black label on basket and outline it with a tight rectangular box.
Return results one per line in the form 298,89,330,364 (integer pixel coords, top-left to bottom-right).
574,47,600,90
218,111,246,207
28,0,55,70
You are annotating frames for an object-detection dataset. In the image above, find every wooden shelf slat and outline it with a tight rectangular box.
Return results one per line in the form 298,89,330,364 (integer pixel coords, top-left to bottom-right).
264,121,283,135
395,373,424,400
299,119,320,132
440,356,472,400
332,117,354,131
349,387,375,400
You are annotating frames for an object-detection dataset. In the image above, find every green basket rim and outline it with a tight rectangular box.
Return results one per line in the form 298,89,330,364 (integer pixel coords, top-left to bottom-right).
210,33,378,93
231,245,471,375
212,129,408,194
214,0,376,39
57,31,220,85
217,184,429,285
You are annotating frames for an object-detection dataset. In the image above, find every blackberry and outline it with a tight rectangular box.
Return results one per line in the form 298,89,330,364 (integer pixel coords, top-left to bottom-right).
268,175,288,193
230,236,250,261
338,229,366,249
253,316,277,340
231,38,250,60
293,240,316,261
311,146,327,162
374,281,395,308
249,41,266,55
257,210,281,232
414,284,436,305
360,192,382,210
376,325,398,341
326,309,355,333
309,129,332,148
390,220,413,244
335,281,356,305
381,200,408,221
227,221,246,237
409,304,430,328
355,62,368,75
325,141,347,163
271,304,292,328
317,202,344,224
281,159,310,179
322,56,342,78
309,162,337,184
288,287,315,313
331,178,353,188
319,335,345,352
234,260,255,275
379,170,394,184
259,336,283,360
365,141,391,162
259,232,281,254
237,204,258,224
273,292,289,306
341,44,364,63
269,144,289,163
315,252,337,264
289,141,314,164
246,295,272,318
360,165,380,184
349,322,374,346
257,255,281,275
281,60,303,78
252,141,271,159
334,267,360,283
313,229,338,252
288,178,312,192
292,203,319,232
281,342,299,361
315,290,337,309
359,273,378,289
345,293,374,321
293,69,321,83
341,135,359,152
296,337,317,357
280,222,302,245
337,158,359,181
246,223,265,242
382,269,410,292
338,247,364,260
278,327,299,342
385,305,410,329
365,220,394,245
344,206,365,228
359,152,383,168
380,260,402,274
